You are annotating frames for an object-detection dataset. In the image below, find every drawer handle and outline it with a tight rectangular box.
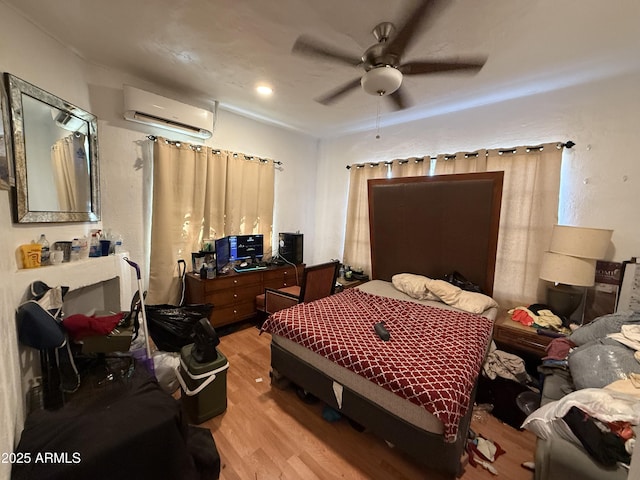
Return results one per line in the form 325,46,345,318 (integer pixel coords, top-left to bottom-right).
233,279,238,284
516,338,548,350
233,294,238,299
283,283,288,287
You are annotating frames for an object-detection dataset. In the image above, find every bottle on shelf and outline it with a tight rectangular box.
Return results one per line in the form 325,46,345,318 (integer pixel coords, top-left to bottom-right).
79,236,89,259
37,234,50,266
114,234,124,254
89,233,101,257
70,238,81,261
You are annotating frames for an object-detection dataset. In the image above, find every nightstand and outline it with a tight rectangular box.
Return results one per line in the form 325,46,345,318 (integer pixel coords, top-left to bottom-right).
335,277,364,292
493,309,554,358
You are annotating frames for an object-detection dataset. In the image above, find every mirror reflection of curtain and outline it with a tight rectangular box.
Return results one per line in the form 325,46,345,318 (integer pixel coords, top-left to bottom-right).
148,138,275,304
51,134,90,211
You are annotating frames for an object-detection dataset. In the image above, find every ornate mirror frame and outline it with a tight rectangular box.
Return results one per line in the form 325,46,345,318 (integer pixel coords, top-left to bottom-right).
0,77,14,190
4,73,100,223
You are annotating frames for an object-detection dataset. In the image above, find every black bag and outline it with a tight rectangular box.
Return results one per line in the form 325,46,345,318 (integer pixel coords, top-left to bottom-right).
145,303,214,352
442,271,483,293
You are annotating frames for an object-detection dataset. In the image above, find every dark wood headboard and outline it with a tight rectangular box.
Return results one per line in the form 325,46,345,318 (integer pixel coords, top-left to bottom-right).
368,172,503,296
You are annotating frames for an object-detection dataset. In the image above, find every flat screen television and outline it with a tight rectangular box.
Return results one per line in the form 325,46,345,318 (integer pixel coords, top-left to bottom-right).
229,234,264,262
215,237,230,272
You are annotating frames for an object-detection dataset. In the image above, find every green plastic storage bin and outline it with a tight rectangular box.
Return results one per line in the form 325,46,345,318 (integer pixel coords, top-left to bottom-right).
177,344,229,424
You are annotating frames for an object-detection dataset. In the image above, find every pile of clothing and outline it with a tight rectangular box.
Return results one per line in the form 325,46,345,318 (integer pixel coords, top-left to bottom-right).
466,430,505,475
508,303,570,334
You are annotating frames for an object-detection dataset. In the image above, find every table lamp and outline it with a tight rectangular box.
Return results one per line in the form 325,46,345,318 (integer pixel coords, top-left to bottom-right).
539,225,613,320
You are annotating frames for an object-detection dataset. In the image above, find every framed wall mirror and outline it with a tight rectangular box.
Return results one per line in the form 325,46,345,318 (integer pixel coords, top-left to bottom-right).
4,73,100,223
0,77,14,190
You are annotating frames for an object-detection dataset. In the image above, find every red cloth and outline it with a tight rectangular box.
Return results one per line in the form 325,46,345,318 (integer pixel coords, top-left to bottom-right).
63,312,124,341
262,288,494,442
511,307,535,326
543,337,577,360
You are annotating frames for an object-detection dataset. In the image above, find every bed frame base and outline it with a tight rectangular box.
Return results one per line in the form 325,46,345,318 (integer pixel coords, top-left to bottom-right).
271,341,473,479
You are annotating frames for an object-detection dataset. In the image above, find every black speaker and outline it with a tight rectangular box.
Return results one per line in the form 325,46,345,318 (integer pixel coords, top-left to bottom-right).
278,232,303,264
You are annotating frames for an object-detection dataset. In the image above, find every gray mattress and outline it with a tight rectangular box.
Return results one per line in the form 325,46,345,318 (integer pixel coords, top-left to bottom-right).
271,279,497,435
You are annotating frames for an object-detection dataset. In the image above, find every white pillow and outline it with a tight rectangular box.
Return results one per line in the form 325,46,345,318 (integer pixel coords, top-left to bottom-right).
425,279,461,304
453,290,499,314
521,401,580,444
392,274,439,301
426,279,498,314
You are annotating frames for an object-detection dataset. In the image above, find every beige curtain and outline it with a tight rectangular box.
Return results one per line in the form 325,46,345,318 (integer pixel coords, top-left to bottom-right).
433,144,562,306
343,163,390,275
486,146,561,307
148,139,275,304
389,156,431,178
51,134,90,211
433,150,487,175
225,153,275,254
148,140,216,304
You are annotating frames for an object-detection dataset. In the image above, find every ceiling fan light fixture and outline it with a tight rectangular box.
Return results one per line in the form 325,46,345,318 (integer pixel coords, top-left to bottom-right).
361,66,403,96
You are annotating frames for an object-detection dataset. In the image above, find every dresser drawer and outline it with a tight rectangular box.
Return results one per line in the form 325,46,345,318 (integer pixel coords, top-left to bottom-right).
263,267,302,289
204,271,261,292
211,301,257,328
494,321,552,357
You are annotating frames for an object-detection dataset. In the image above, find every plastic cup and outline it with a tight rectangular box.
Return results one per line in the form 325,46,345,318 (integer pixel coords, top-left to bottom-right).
100,240,111,256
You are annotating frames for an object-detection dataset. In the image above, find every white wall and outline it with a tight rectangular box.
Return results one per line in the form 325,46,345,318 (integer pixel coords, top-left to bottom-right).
313,70,640,265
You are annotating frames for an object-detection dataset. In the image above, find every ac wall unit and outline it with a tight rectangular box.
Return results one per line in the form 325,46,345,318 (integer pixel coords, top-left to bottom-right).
123,85,215,139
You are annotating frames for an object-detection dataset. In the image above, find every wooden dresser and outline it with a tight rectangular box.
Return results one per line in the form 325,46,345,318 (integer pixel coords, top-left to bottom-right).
185,264,303,328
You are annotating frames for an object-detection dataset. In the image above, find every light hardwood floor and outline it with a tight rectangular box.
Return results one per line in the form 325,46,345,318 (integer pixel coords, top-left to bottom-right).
194,325,537,480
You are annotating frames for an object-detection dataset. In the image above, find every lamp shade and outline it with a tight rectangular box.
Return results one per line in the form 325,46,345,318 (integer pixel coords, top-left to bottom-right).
549,225,612,259
360,66,403,96
539,251,596,287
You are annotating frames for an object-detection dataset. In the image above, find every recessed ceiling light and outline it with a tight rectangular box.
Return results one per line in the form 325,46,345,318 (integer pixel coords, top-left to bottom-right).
256,85,273,96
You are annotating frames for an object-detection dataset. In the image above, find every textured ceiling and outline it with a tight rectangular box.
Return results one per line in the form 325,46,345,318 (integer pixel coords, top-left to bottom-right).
4,0,640,137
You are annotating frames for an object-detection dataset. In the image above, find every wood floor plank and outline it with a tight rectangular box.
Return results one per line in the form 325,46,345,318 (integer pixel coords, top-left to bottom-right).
188,324,536,480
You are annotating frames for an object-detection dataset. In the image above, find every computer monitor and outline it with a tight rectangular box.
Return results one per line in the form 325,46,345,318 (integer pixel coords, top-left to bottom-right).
215,237,230,272
229,234,264,262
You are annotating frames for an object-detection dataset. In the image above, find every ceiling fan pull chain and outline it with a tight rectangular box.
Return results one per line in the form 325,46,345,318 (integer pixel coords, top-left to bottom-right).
375,97,381,140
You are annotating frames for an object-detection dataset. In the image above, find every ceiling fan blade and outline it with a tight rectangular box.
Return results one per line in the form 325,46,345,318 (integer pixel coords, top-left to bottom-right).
385,0,446,59
315,77,362,105
387,87,411,110
292,35,362,67
399,57,487,75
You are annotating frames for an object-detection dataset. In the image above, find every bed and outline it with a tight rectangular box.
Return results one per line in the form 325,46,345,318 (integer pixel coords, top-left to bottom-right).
262,172,504,478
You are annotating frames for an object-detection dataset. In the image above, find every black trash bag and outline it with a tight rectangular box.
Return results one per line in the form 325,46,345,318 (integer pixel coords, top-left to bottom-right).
145,303,214,352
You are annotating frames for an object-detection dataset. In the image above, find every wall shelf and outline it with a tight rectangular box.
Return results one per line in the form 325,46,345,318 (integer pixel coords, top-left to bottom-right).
13,253,133,311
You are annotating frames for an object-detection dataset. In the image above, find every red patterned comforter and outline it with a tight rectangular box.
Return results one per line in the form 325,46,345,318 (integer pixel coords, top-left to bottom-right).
261,288,494,442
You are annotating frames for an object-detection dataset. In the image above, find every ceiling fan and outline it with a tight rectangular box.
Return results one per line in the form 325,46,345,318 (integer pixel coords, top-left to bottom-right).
292,0,487,110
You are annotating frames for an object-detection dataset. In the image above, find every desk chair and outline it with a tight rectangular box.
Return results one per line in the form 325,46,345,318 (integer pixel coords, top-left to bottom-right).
256,261,340,315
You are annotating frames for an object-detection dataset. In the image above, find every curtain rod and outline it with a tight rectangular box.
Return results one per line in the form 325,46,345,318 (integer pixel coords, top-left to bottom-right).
345,140,575,169
147,135,283,166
